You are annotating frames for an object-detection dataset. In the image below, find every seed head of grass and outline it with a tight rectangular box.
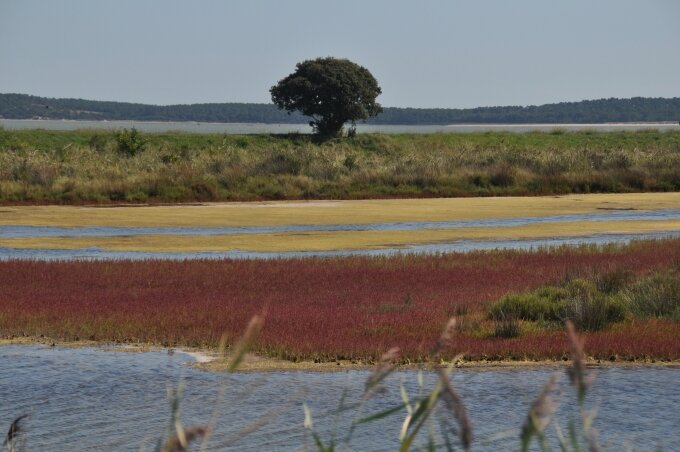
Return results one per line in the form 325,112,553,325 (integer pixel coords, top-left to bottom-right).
165,426,209,452
3,414,28,452
520,373,559,451
365,347,400,397
437,366,473,450
434,317,457,353
218,313,265,372
566,320,595,403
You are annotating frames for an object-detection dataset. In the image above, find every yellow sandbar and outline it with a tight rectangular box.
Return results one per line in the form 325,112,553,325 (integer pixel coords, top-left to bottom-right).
0,193,679,228
3,219,680,253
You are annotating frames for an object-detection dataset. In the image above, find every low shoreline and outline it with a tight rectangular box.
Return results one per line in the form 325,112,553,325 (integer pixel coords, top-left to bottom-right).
3,337,678,372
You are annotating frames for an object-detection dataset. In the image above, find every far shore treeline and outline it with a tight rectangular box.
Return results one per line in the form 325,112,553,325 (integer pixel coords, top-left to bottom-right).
2,93,680,124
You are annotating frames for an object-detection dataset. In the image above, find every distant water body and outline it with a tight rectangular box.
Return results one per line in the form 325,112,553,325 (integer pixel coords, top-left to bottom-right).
2,119,679,134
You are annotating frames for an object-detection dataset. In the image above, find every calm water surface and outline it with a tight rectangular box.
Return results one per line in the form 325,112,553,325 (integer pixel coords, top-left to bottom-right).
2,232,680,261
0,345,678,451
3,208,680,260
4,209,680,238
2,119,679,134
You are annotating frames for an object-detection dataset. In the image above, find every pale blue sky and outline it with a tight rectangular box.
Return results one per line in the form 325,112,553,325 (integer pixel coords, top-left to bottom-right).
1,0,678,108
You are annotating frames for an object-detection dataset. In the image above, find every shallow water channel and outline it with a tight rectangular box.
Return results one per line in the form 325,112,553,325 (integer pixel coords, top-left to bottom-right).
2,209,680,260
4,209,680,238
3,231,680,261
3,119,679,134
1,345,678,451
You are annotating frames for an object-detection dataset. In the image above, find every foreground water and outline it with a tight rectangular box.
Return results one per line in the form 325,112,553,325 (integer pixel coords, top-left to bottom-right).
1,345,678,451
2,119,679,134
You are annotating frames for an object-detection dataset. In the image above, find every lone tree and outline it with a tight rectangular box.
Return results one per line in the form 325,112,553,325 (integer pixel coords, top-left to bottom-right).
270,57,383,137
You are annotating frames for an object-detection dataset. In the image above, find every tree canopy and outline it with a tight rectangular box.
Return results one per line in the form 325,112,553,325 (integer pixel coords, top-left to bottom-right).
270,57,383,136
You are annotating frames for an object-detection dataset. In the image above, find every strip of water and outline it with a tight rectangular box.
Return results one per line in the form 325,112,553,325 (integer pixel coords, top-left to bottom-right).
2,232,680,261
3,119,679,134
0,344,677,451
3,209,680,238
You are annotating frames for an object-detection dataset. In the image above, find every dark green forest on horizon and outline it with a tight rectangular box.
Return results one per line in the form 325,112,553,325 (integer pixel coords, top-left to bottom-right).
2,93,680,125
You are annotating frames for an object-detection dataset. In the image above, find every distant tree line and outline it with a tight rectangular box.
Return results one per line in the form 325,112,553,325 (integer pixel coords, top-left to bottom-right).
373,97,680,124
1,93,679,124
0,93,307,123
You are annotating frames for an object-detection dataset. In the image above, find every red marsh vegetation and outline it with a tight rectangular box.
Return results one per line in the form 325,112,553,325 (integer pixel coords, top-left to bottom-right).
1,240,680,362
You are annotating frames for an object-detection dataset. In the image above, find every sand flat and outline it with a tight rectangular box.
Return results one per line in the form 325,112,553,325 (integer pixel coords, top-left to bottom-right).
1,193,679,228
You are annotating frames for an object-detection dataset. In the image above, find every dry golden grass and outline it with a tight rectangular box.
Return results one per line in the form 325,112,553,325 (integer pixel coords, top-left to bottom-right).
1,192,679,228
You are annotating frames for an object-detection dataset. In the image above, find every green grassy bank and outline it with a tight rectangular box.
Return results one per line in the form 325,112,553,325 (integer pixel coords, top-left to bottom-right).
1,128,679,204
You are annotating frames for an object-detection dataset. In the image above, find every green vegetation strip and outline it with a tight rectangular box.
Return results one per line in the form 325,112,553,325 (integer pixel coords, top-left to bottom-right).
1,129,680,203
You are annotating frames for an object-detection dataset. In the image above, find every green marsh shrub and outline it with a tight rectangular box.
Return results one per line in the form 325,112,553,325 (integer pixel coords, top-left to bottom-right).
161,153,181,164
259,150,304,175
343,154,358,172
88,134,108,153
490,286,567,321
189,179,219,200
492,317,521,338
469,173,491,188
595,269,635,294
624,270,680,319
489,165,516,187
490,278,629,331
115,128,146,156
559,279,628,331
